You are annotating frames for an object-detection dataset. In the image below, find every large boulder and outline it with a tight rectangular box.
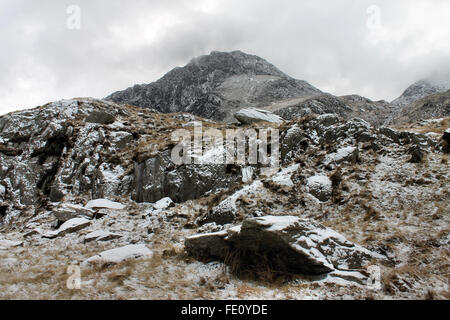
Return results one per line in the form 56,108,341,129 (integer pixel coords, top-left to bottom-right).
234,108,283,124
43,217,91,239
185,216,384,275
306,175,332,202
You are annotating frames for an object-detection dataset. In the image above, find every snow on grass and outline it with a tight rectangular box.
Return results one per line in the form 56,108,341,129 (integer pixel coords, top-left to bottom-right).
83,244,153,265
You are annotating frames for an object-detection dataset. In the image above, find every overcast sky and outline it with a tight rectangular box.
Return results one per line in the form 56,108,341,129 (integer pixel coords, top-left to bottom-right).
1,0,450,115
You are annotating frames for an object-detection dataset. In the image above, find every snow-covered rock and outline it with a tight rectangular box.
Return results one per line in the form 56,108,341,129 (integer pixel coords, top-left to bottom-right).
53,203,95,222
306,175,332,202
84,244,153,265
271,164,299,187
234,108,283,124
186,216,384,275
241,167,254,183
201,181,263,225
153,197,174,210
324,146,359,166
84,230,122,243
85,199,125,210
43,218,91,239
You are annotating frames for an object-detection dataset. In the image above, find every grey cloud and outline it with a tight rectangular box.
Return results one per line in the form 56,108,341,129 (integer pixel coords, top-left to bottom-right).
0,0,449,114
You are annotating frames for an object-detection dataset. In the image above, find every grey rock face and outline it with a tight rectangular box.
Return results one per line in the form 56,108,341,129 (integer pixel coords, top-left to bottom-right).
273,94,393,127
133,150,242,203
86,110,116,125
186,216,384,275
274,94,349,120
379,127,436,148
306,175,332,202
0,97,248,224
392,78,450,107
390,90,450,125
106,51,321,122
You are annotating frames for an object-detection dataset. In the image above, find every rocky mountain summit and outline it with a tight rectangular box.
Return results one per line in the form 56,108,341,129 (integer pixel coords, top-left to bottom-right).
107,51,449,127
0,95,448,299
391,76,450,107
106,51,321,122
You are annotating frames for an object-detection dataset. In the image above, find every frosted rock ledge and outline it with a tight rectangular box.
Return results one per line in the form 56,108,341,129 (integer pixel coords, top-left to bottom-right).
185,216,384,275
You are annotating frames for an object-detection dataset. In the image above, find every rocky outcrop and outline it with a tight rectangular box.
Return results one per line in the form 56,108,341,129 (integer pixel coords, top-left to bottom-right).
324,146,359,167
391,78,450,107
391,90,450,125
43,217,91,239
0,98,244,224
133,150,243,203
185,216,384,275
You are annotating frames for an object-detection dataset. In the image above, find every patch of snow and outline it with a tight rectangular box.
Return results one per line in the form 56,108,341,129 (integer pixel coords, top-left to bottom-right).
241,167,254,183
84,244,153,265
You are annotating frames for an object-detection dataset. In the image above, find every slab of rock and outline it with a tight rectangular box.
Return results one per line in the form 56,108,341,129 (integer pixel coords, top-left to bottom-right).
84,230,122,243
324,146,359,166
83,244,153,265
53,204,95,222
43,218,91,239
234,108,283,124
153,197,174,210
306,175,332,202
85,199,125,210
186,216,384,275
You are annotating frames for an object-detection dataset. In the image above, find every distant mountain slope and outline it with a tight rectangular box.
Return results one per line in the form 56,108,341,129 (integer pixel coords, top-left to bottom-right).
106,51,321,122
391,90,450,125
392,77,450,107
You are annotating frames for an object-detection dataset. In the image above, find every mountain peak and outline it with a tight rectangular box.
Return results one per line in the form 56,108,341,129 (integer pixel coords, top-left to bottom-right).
392,74,450,107
106,50,320,121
